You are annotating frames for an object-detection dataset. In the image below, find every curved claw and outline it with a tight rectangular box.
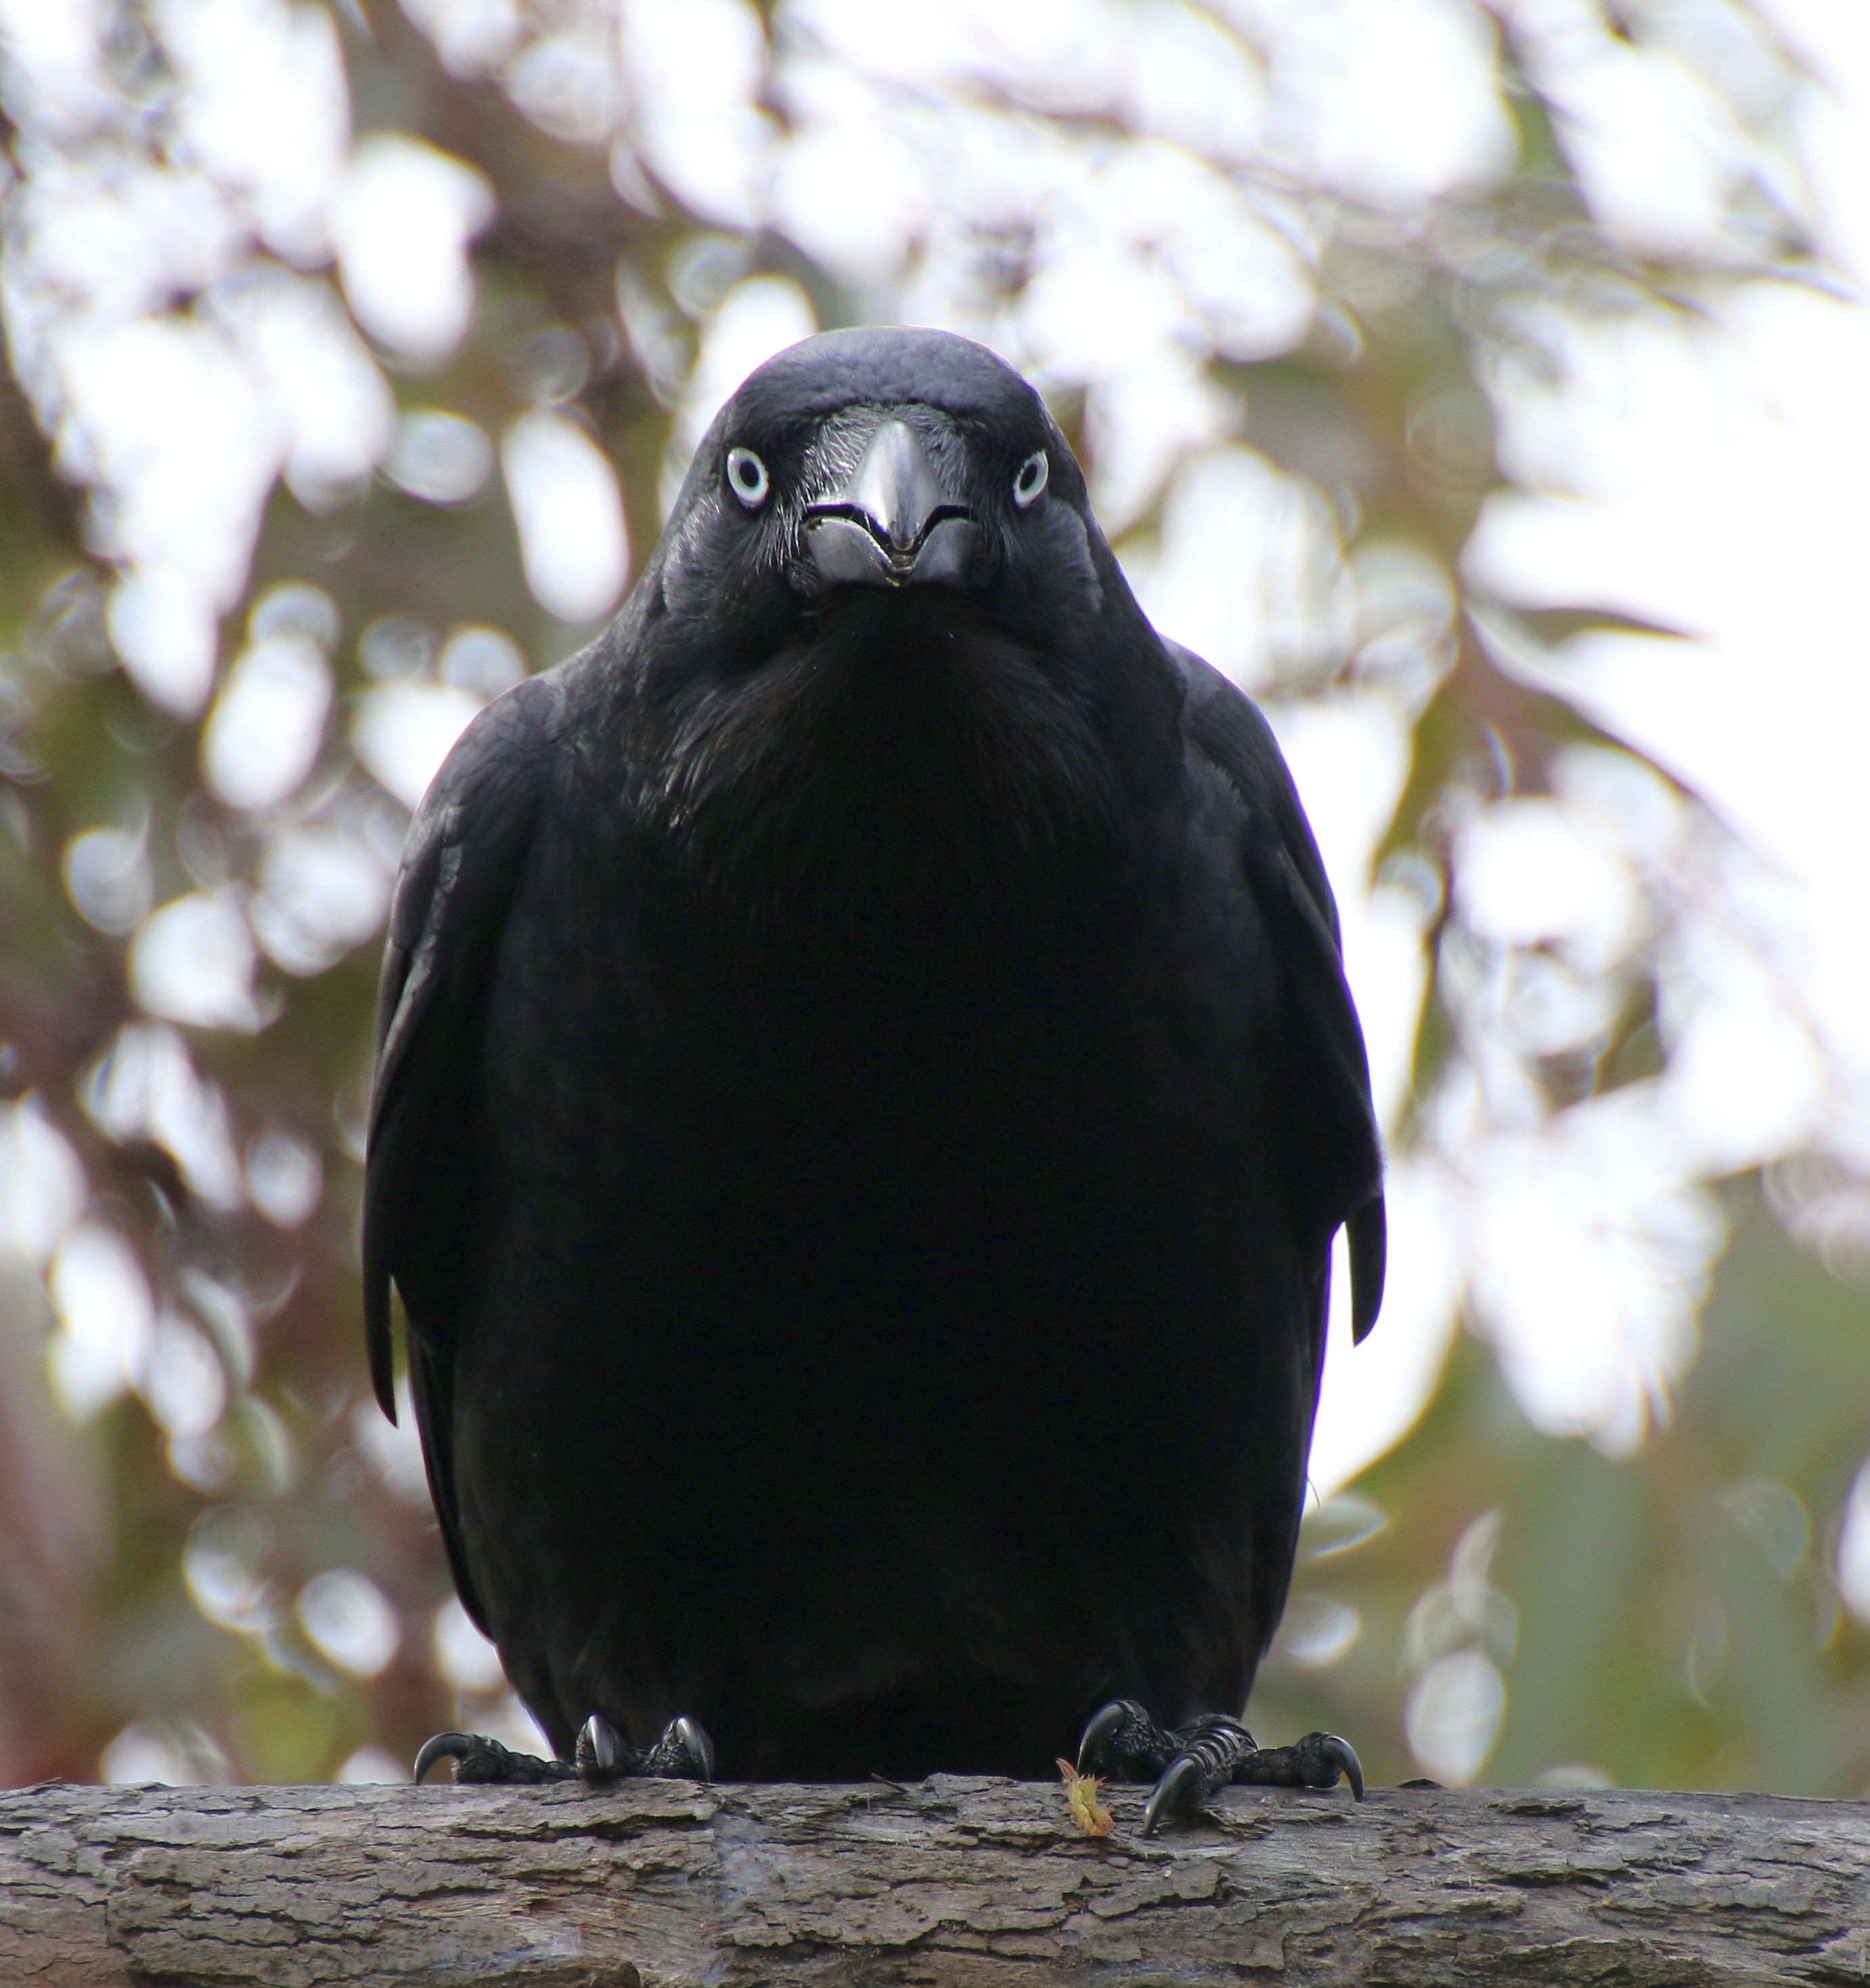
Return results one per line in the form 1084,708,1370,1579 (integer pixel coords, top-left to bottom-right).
668,1714,715,1782
639,1713,715,1781
1076,1700,1133,1776
413,1732,475,1784
566,1712,714,1785
577,1714,624,1781
1141,1754,1203,1837
1319,1732,1364,1801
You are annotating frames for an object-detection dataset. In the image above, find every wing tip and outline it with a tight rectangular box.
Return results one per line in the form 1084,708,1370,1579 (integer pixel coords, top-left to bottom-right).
1349,1195,1386,1345
364,1275,399,1422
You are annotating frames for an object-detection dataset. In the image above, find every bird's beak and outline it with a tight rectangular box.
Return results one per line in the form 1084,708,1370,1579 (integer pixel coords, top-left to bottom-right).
803,420,979,589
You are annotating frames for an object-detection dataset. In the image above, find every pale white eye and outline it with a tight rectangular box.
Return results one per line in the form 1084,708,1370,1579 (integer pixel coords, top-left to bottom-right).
1012,450,1048,509
726,446,770,510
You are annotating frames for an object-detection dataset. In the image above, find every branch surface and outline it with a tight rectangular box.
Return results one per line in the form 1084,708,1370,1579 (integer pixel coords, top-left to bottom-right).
3,1775,1867,1985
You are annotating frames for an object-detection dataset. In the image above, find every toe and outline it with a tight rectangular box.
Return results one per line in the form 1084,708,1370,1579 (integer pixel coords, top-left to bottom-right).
576,1714,626,1782
414,1731,573,1784
1076,1700,1136,1776
413,1732,476,1784
668,1715,715,1781
1320,1732,1364,1801
1291,1730,1364,1798
1077,1698,1174,1780
1141,1754,1206,1836
640,1713,715,1781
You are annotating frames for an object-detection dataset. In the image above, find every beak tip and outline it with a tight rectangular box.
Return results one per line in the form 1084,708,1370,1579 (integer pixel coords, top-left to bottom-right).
805,417,975,590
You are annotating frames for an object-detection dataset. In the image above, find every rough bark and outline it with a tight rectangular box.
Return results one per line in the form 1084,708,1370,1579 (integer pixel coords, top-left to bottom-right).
2,1774,1867,1987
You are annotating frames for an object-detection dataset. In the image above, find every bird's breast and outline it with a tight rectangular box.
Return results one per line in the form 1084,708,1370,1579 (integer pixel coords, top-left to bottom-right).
461,803,1301,1728
484,827,1277,1402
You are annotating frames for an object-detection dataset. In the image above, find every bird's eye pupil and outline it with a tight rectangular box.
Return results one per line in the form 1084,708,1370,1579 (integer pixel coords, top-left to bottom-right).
1013,451,1048,507
726,447,770,510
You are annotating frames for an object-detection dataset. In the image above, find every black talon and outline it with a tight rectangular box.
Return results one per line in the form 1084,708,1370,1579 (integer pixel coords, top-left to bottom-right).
413,1730,575,1784
1232,1727,1364,1799
1319,1732,1364,1801
1080,1702,1366,1832
416,1709,713,1789
578,1711,714,1784
576,1713,625,1782
668,1715,716,1780
639,1713,715,1781
1145,1714,1257,1832
1075,1700,1130,1775
1142,1753,1207,1836
414,1732,474,1783
1077,1698,1178,1780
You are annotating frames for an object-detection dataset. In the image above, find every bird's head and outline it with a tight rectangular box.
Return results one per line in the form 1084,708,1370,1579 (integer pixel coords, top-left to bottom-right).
616,327,1179,930
646,326,1134,672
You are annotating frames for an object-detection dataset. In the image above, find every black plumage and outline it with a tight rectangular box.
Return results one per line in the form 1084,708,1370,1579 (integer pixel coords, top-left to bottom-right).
365,327,1385,1793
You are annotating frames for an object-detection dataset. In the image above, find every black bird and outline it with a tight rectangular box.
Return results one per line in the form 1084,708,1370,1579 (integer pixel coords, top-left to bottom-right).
365,327,1385,1832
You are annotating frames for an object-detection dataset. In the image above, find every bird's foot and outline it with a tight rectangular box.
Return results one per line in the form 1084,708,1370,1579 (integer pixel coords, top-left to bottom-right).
414,1713,715,1787
1077,1698,1362,1835
575,1712,715,1784
414,1730,576,1783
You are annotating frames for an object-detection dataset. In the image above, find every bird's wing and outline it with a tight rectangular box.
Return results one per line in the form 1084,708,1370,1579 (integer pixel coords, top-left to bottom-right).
1170,641,1387,1344
363,675,558,1623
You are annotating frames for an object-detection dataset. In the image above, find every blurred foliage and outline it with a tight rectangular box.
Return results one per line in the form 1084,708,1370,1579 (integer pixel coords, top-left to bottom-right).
1265,1181,1870,1794
1,0,1866,1797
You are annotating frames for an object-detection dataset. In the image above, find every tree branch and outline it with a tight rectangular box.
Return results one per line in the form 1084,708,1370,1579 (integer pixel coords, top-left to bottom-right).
3,1775,1867,1985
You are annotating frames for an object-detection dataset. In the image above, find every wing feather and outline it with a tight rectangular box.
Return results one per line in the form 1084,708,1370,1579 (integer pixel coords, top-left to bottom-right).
362,675,557,1623
1170,642,1387,1343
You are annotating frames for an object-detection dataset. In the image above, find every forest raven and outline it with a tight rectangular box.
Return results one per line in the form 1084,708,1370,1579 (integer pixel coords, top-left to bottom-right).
365,327,1385,1831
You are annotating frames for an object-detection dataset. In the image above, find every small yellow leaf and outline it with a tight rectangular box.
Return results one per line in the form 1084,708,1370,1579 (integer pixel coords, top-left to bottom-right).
1057,1757,1114,1838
